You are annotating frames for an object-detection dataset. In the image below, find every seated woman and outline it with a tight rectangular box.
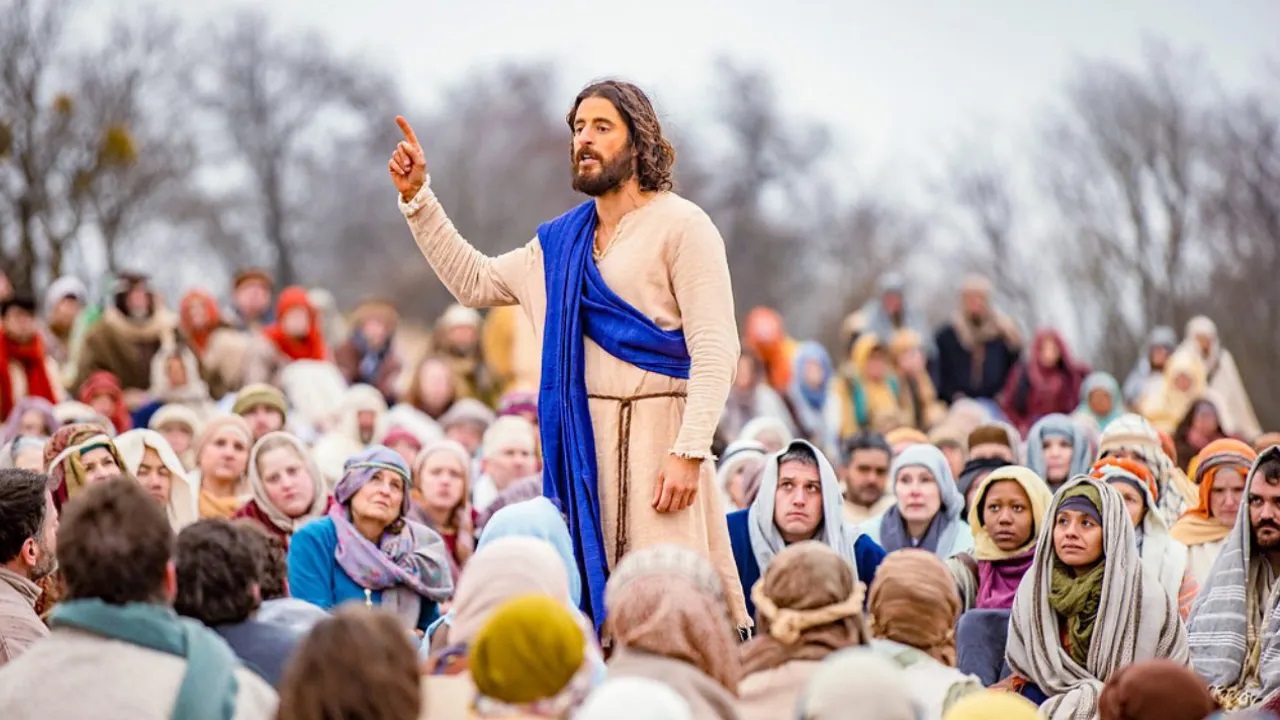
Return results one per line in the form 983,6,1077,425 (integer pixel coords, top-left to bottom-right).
1004,477,1189,717
408,440,476,575
1170,439,1257,584
191,415,253,519
948,466,1053,611
1,396,57,443
1,436,47,471
738,542,869,720
114,429,198,530
1090,457,1198,619
861,444,973,558
868,550,982,717
605,545,741,720
287,446,454,633
45,423,127,509
1024,414,1093,493
232,431,333,544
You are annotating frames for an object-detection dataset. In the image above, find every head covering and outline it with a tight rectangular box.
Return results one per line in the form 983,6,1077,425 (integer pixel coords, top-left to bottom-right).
232,383,288,418
382,426,423,454
944,690,1039,720
879,444,967,556
1024,414,1093,484
1099,413,1185,525
1185,315,1221,368
113,429,198,529
967,467,1053,609
438,303,482,330
737,416,793,448
327,446,453,627
262,286,327,361
448,536,573,647
1255,433,1280,455
605,545,739,693
1090,457,1188,602
1147,348,1208,432
77,370,132,433
477,498,581,607
148,403,201,434
469,595,591,716
956,456,1007,504
438,398,496,430
51,400,114,434
0,436,46,470
748,439,864,576
717,440,767,509
1097,659,1217,720
193,415,253,494
44,275,88,312
245,431,329,533
885,426,929,449
740,542,868,676
576,678,692,720
480,415,535,458
1074,371,1125,432
1,396,57,444
496,390,538,419
796,647,919,720
967,422,1021,458
44,423,126,507
1187,446,1280,708
868,549,961,665
1172,439,1258,546
1007,476,1189,720
787,342,837,449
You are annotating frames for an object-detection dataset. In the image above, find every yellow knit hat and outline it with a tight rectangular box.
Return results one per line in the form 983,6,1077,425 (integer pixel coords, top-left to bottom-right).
469,595,585,705
232,383,287,417
944,690,1039,720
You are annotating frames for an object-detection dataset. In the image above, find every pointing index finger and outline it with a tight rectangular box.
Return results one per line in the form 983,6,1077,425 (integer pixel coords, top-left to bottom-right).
395,115,421,148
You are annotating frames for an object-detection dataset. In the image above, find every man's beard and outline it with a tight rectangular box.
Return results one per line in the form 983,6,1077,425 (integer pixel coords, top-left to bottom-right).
572,143,634,197
30,541,57,581
1254,521,1280,550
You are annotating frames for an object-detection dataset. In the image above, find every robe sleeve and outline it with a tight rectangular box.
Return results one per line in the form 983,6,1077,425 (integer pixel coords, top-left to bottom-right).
287,520,338,611
667,209,738,460
399,181,537,309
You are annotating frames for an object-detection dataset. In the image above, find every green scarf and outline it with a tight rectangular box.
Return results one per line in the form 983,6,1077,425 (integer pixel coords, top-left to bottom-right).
50,600,239,720
1048,484,1107,667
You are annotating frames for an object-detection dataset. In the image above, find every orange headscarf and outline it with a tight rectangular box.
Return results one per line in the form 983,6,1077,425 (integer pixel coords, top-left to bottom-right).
1170,438,1257,546
744,307,796,392
262,286,328,362
179,289,222,355
1090,456,1158,501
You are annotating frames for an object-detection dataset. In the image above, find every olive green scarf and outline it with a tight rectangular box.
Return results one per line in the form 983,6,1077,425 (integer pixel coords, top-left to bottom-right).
1047,484,1106,667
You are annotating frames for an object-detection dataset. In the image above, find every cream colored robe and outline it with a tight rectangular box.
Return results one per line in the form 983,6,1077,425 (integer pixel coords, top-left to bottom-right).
401,184,749,625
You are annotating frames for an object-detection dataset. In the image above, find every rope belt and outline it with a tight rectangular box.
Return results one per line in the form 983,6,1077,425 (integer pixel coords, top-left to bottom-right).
587,391,687,562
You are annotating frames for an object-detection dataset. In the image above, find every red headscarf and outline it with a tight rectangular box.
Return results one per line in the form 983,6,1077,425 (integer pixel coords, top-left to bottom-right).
77,370,133,433
262,286,328,362
179,289,222,355
0,329,57,419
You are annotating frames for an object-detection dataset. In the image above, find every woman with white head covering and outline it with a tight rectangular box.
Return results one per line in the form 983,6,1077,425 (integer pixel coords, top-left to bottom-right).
1024,414,1094,493
114,429,198,530
738,416,793,455
861,444,973,558
717,440,767,511
1178,315,1260,440
231,431,332,544
1004,476,1188,718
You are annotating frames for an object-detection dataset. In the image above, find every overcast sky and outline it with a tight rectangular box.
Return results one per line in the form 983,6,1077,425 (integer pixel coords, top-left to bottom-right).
87,0,1279,182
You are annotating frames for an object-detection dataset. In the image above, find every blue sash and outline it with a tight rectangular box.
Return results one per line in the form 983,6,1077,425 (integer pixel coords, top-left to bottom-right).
537,201,691,629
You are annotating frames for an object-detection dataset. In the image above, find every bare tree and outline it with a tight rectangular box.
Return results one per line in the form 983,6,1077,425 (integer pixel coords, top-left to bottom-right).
195,12,386,286
1037,42,1212,372
942,152,1041,331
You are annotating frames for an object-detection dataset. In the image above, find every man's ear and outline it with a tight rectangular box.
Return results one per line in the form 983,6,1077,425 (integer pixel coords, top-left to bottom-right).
251,583,262,606
19,537,39,570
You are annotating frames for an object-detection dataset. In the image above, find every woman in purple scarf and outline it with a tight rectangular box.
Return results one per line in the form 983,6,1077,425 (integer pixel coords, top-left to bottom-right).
949,466,1053,611
288,445,454,633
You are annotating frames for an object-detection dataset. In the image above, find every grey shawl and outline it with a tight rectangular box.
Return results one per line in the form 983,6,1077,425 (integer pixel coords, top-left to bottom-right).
747,439,863,579
1006,476,1189,720
878,444,967,556
1186,446,1280,707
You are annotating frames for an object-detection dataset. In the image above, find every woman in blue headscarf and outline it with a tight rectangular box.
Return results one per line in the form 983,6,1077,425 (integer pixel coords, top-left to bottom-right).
785,342,843,459
1071,371,1124,436
288,445,454,632
1024,414,1094,492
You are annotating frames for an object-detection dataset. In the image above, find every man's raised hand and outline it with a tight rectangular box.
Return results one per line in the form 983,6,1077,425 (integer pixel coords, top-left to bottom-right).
390,116,427,202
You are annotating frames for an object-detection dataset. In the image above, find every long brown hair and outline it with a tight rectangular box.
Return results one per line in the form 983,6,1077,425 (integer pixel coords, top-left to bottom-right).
567,80,675,193
276,606,422,720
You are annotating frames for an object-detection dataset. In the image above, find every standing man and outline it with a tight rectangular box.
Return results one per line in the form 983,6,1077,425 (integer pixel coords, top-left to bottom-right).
0,469,58,666
389,80,746,627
